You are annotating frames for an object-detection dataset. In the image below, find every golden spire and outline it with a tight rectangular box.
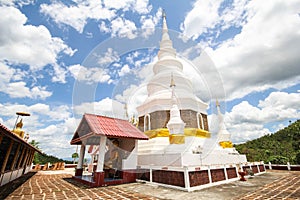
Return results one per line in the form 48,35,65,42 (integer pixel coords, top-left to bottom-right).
162,9,166,19
170,73,176,87
216,99,220,107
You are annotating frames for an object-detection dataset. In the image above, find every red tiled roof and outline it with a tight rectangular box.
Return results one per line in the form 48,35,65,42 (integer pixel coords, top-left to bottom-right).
71,114,148,144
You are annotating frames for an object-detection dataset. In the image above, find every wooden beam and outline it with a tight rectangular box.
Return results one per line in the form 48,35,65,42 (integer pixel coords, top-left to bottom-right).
28,150,35,165
10,143,21,170
1,139,14,173
0,134,3,144
21,148,30,168
16,145,26,169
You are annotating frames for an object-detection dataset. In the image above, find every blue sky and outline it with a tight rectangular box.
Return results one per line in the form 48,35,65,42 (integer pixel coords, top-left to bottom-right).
0,0,299,159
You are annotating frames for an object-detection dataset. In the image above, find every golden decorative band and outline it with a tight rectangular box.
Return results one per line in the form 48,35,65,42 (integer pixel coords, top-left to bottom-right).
219,141,233,148
144,128,211,139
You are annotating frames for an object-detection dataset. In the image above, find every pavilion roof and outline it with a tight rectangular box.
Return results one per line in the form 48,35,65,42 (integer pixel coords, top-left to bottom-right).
70,113,148,145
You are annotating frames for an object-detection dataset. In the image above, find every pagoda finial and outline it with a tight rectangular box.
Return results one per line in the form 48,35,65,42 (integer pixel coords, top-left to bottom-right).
162,9,166,19
124,103,128,119
162,9,168,32
170,73,176,87
216,99,220,107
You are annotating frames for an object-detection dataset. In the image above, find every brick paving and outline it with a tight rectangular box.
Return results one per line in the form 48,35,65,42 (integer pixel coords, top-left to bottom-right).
3,170,300,200
5,173,161,200
237,171,300,200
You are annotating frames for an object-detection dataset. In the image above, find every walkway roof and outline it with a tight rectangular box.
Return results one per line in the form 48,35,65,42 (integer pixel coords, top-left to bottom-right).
0,123,42,153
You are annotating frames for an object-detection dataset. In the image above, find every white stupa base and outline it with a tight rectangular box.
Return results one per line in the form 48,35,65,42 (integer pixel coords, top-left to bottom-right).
137,137,247,167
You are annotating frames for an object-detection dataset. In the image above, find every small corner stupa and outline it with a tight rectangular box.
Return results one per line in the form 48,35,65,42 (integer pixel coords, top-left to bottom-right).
135,12,265,191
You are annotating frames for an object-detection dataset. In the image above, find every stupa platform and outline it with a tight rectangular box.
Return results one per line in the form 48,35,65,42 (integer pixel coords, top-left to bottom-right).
136,162,266,192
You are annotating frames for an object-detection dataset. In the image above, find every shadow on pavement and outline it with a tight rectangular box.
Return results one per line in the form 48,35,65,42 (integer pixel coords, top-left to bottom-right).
63,177,91,189
0,172,36,199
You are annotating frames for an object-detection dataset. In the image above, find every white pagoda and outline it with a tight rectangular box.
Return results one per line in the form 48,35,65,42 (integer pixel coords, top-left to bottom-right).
134,13,265,192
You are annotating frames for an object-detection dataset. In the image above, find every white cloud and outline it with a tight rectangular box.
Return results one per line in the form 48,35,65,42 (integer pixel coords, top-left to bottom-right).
97,48,120,66
181,0,223,39
73,97,126,119
0,62,52,99
181,0,248,39
0,102,71,123
29,117,77,158
111,17,137,39
118,64,130,76
0,6,75,71
0,0,34,7
51,64,67,83
41,0,151,34
40,0,116,33
68,64,112,84
182,0,300,100
140,8,162,37
258,91,300,110
0,102,76,158
224,91,300,143
103,0,151,14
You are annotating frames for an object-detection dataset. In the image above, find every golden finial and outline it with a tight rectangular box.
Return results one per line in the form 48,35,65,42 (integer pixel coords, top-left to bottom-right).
170,73,176,87
124,103,128,119
162,9,166,19
216,99,220,107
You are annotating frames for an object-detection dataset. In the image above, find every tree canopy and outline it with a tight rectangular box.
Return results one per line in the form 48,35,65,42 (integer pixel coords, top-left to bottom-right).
235,119,300,164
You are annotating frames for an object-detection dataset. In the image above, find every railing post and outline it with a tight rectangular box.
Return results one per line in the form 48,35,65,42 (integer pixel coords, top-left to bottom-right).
287,162,291,171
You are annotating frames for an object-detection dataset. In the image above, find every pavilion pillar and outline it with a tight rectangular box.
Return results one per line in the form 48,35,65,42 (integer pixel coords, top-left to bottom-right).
94,136,106,186
75,144,85,176
96,136,107,172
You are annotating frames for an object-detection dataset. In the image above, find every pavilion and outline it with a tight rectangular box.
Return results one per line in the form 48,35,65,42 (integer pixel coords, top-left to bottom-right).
70,113,148,187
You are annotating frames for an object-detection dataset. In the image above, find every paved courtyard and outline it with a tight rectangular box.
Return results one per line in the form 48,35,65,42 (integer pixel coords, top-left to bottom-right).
2,170,300,200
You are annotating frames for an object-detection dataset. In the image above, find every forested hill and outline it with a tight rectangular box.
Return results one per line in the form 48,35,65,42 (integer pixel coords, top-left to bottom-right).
234,119,300,164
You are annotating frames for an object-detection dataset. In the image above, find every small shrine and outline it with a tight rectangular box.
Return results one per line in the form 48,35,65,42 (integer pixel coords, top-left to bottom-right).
70,114,148,187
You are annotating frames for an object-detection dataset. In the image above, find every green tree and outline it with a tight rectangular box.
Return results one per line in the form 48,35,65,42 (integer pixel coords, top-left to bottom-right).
296,152,300,164
235,119,300,164
29,140,40,149
72,153,79,164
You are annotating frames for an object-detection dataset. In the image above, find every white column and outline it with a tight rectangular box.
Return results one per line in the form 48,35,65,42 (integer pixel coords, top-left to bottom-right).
77,144,86,169
150,166,153,182
208,166,212,184
184,166,190,190
96,136,107,172
223,165,228,180
268,162,272,170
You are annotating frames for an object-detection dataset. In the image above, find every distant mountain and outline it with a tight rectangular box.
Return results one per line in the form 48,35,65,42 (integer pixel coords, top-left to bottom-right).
235,120,300,164
62,157,73,162
33,153,73,165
